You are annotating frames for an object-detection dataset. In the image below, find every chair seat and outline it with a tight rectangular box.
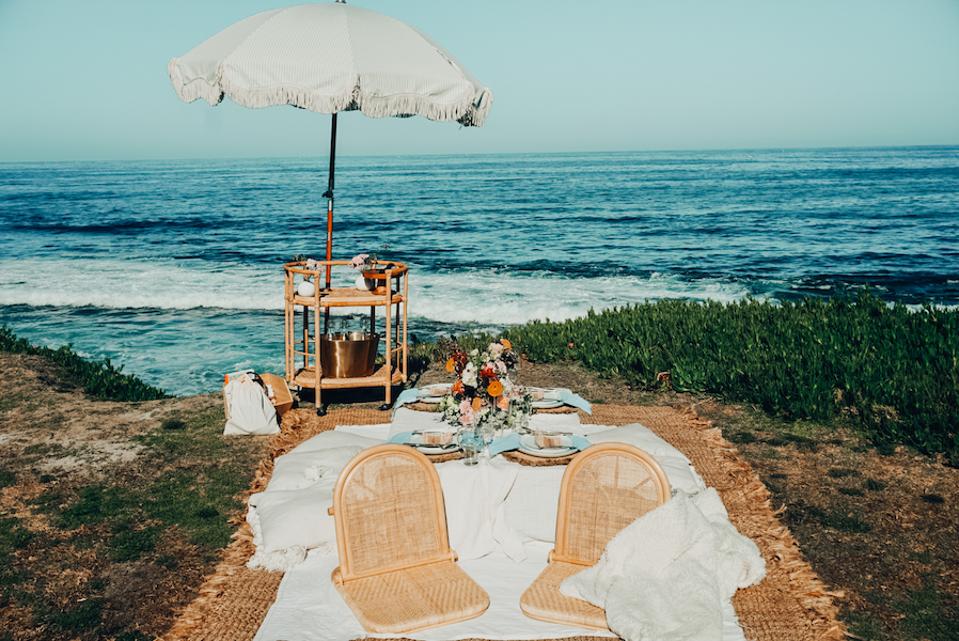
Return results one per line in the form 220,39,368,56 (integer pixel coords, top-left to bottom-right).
519,560,608,630
334,560,490,633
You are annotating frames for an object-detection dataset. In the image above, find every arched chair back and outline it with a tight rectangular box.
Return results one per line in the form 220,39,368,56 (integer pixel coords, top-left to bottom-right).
552,442,671,566
520,442,671,630
331,444,453,582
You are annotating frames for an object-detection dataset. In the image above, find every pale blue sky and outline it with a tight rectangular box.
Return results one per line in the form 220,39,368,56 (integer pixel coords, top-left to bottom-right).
1,0,957,161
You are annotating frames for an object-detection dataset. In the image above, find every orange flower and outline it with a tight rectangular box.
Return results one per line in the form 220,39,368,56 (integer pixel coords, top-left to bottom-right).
472,396,484,411
452,379,464,395
487,380,504,397
445,357,455,373
497,395,509,411
500,338,512,350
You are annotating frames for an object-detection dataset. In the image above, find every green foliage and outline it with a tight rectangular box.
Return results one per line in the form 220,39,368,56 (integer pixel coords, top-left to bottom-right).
503,294,959,460
898,576,959,641
0,325,167,402
40,599,104,635
109,522,162,562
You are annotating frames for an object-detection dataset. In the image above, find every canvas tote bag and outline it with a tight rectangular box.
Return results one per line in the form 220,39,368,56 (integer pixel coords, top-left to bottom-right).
223,373,280,436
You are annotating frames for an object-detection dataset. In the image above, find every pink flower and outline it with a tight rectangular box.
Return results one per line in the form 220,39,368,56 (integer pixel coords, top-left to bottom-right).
351,253,369,270
459,399,474,425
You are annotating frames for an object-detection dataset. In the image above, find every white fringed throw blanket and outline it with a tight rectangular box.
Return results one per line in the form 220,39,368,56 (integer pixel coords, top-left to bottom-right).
561,489,766,641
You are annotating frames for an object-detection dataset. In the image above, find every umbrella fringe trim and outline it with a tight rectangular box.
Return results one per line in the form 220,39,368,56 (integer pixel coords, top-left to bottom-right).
168,59,492,127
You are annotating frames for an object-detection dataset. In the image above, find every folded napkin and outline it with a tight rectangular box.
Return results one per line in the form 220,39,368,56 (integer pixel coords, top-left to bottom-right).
540,388,592,414
387,431,419,445
391,388,422,411
387,431,457,450
489,433,591,457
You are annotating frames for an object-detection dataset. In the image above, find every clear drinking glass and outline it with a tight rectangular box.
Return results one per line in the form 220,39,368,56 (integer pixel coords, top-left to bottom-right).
478,423,496,458
458,428,482,466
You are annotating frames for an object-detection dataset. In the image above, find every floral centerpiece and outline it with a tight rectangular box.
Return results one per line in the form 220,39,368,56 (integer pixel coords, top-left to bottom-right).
350,253,377,290
438,338,532,435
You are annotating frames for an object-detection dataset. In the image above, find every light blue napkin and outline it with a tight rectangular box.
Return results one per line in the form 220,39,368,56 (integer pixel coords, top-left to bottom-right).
388,430,415,444
547,388,593,415
392,388,422,412
488,433,521,457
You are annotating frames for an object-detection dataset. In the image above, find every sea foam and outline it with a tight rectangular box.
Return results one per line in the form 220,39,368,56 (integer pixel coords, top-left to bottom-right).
0,258,750,325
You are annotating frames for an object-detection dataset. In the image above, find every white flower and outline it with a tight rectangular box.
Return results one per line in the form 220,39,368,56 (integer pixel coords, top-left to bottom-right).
488,342,504,357
462,362,477,387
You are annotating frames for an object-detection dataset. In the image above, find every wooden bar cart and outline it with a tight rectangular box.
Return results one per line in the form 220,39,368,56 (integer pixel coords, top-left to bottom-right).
284,259,409,414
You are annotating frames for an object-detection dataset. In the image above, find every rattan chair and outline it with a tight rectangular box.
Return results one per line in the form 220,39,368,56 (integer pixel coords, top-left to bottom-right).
520,442,671,630
329,444,489,633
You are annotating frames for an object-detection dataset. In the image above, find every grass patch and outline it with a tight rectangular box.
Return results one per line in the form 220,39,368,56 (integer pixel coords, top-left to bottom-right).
37,485,138,530
499,293,959,461
898,577,959,641
827,467,859,478
0,325,166,402
838,486,865,497
32,407,253,560
40,599,104,635
160,418,187,431
109,522,162,562
821,510,872,533
0,468,15,488
785,502,872,533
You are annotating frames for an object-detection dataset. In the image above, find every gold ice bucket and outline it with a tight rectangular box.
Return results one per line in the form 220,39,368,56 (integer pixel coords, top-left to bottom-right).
319,332,379,378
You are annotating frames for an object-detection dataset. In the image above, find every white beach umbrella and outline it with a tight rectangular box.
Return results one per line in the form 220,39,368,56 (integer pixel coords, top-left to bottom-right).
168,1,492,287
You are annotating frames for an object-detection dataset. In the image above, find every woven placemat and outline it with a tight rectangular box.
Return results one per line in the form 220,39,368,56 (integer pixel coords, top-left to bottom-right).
403,403,578,415
161,404,845,641
501,450,577,466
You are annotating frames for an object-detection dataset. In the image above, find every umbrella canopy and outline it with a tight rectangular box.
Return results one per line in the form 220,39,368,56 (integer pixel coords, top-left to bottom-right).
168,2,492,126
168,2,492,299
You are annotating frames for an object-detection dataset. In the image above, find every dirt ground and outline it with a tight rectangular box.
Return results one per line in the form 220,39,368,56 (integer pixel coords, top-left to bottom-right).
0,353,266,641
1,352,957,641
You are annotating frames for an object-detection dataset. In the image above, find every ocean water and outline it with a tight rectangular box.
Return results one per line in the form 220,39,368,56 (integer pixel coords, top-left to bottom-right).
1,147,958,395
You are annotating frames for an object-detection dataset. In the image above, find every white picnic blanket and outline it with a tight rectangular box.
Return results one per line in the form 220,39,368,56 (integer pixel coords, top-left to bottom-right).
561,489,766,641
246,419,707,570
247,414,755,640
253,542,748,641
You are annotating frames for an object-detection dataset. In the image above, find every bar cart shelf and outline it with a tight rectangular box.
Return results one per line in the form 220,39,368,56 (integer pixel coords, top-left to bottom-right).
284,259,409,413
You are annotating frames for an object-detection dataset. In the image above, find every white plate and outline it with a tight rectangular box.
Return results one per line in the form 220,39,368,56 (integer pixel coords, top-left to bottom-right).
517,434,577,458
531,398,565,409
405,432,459,455
417,384,451,403
527,387,565,409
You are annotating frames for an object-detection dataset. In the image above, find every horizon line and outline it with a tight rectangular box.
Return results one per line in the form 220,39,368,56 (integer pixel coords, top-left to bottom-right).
1,142,957,166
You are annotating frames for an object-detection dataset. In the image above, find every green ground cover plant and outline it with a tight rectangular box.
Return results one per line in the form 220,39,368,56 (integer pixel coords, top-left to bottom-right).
499,294,958,460
0,325,166,401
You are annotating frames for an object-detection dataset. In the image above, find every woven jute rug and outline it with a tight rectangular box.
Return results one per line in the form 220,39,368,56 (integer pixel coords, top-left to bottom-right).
159,405,845,641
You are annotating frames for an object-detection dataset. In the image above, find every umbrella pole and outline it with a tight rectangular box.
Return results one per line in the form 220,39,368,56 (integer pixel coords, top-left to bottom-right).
323,112,338,334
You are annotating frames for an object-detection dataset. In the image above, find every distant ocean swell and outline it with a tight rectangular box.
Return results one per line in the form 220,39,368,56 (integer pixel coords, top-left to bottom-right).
2,147,958,394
